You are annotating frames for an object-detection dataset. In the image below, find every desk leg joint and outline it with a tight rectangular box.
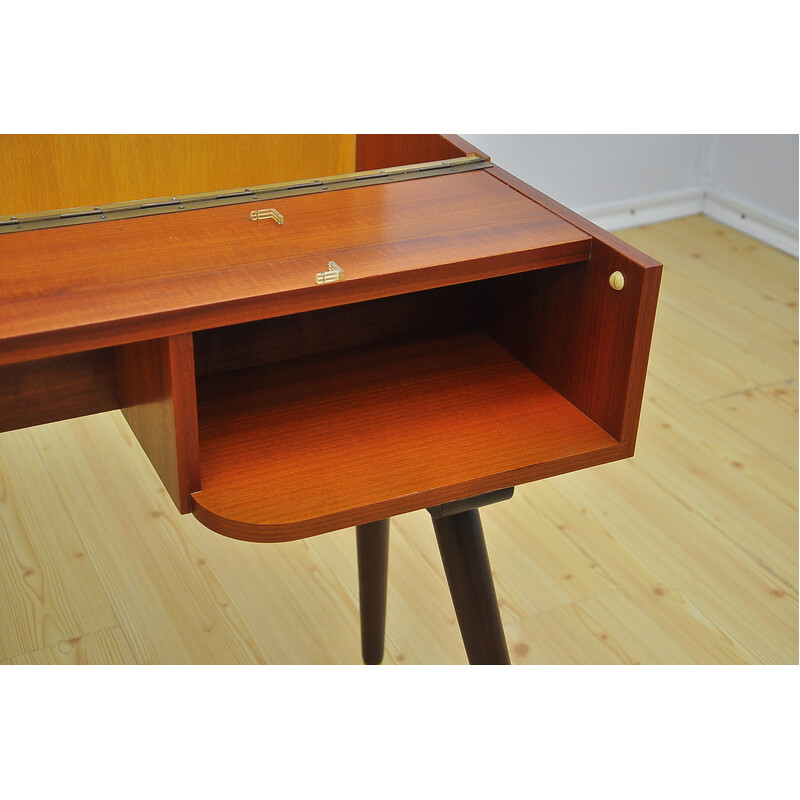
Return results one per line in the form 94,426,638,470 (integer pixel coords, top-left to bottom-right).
428,489,512,665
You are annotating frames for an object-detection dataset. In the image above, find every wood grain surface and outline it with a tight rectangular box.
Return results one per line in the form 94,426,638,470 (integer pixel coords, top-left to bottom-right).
192,330,621,541
478,160,662,445
4,626,136,665
193,282,478,377
0,169,590,365
0,134,356,217
0,348,118,433
355,134,484,171
483,252,660,443
0,216,795,665
0,428,118,662
117,334,200,513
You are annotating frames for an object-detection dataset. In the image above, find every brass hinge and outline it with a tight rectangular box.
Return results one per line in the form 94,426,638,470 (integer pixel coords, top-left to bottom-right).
0,155,492,234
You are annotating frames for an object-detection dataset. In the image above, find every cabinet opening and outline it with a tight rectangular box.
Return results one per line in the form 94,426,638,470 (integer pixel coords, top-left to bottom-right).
189,267,625,542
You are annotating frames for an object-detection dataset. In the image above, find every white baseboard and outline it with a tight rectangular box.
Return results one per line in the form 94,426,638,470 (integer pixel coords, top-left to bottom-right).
580,188,705,232
703,190,799,258
578,188,798,257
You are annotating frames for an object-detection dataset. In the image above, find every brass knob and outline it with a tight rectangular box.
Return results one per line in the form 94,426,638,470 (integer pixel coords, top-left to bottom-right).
609,271,625,291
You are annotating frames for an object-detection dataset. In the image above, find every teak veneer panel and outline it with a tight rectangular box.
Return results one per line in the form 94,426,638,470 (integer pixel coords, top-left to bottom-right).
0,348,118,433
484,164,662,445
193,282,478,377
355,134,485,171
116,334,200,513
191,331,622,542
0,170,591,365
353,135,662,448
482,256,657,443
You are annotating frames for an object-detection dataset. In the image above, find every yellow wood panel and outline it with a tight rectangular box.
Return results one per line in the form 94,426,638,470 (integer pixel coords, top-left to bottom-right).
0,134,357,216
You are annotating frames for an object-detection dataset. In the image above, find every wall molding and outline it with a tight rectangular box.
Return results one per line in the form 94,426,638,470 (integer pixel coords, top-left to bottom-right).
581,187,798,257
703,189,799,258
580,188,705,233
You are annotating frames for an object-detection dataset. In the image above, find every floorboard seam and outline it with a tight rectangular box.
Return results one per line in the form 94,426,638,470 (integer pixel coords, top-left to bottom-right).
701,377,795,403
0,623,128,665
696,401,799,475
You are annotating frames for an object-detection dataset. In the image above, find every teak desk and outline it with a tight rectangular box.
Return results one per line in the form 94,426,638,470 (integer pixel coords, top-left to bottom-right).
0,134,661,664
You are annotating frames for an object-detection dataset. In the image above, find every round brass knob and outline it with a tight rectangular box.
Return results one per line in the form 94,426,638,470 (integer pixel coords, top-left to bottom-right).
609,271,625,291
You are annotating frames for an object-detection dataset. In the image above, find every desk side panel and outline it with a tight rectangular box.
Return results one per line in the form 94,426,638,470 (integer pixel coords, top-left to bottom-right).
116,334,200,513
484,164,662,448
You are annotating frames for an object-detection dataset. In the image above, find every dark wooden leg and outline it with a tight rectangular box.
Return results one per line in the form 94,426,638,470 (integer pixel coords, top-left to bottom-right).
356,518,390,665
430,503,511,665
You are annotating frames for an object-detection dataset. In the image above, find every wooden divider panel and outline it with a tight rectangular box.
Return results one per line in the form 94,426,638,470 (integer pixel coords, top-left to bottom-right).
116,334,200,513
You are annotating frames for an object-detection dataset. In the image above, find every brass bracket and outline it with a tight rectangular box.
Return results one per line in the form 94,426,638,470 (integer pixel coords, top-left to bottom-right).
249,208,284,224
316,261,343,284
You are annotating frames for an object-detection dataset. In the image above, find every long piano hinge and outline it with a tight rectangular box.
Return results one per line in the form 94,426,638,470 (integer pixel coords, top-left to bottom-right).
0,155,492,234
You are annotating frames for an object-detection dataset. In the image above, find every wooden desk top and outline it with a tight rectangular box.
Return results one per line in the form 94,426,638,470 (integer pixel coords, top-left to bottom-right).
0,169,590,365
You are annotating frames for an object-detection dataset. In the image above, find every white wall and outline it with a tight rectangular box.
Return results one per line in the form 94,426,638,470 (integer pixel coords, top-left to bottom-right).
706,135,798,229
463,134,711,209
462,134,799,256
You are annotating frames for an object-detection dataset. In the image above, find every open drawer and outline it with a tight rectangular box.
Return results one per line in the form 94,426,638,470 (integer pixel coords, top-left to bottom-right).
0,134,661,543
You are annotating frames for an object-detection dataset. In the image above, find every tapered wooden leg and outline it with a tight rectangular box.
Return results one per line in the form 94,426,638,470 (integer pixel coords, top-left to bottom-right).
356,518,390,665
431,508,511,665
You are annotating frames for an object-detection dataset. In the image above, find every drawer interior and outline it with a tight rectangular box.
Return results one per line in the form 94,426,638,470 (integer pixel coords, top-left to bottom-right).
189,267,627,541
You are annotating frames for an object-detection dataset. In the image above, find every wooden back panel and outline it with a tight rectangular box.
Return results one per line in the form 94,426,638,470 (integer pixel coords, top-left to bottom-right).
355,134,485,171
0,134,356,216
193,282,479,377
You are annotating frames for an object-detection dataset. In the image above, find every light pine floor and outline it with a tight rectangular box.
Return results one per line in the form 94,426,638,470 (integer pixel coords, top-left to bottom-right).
0,214,797,665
